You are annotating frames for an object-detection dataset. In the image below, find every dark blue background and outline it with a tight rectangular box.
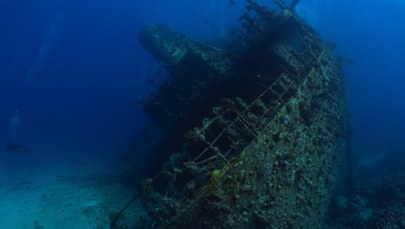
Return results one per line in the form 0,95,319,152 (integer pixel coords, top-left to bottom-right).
0,0,404,163
302,0,405,157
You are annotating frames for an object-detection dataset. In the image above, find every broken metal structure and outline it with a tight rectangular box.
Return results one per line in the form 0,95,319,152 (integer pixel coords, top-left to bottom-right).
137,0,347,227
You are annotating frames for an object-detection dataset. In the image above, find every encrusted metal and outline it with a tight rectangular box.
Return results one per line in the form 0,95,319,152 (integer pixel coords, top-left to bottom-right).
138,1,347,228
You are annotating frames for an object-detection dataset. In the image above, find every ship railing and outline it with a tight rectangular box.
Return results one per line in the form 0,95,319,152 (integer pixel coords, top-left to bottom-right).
144,18,327,199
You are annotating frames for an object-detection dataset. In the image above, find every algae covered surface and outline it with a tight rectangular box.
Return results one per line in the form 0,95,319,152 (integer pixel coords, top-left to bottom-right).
135,1,348,228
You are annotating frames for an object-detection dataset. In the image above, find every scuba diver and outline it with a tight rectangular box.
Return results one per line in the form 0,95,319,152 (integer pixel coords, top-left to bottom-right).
5,110,29,153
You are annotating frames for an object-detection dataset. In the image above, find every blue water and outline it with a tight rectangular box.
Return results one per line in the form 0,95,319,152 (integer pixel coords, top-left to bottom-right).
1,0,404,161
0,0,404,227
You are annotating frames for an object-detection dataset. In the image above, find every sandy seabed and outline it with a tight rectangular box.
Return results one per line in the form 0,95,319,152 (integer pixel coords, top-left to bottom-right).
0,156,143,229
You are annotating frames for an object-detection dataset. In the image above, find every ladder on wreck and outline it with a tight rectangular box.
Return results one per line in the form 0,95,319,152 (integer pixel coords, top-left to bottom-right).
144,0,332,199
182,54,315,170
145,38,330,199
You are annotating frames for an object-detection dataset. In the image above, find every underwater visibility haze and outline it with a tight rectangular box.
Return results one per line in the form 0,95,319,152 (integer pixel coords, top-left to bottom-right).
0,0,405,228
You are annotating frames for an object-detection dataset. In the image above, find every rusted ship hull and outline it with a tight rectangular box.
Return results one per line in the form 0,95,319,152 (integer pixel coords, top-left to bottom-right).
138,1,347,228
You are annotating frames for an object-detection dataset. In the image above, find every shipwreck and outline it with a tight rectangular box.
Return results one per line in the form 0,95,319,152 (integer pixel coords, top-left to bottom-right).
133,0,347,228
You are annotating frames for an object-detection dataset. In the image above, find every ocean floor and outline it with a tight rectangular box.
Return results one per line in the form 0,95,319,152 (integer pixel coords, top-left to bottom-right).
0,155,144,229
